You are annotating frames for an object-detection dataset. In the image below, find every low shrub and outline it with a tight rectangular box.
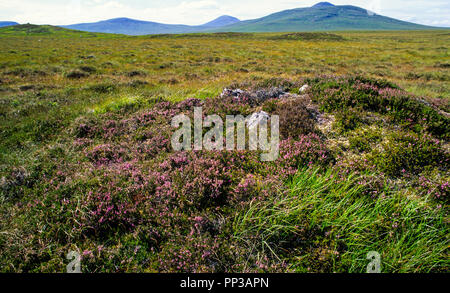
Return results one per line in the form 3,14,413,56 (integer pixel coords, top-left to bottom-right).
333,108,363,133
308,76,449,139
368,131,448,177
268,32,344,41
278,134,332,173
126,70,146,77
348,126,383,152
87,83,116,93
85,144,129,166
66,70,89,79
72,116,99,138
416,171,449,202
275,99,316,139
79,66,97,73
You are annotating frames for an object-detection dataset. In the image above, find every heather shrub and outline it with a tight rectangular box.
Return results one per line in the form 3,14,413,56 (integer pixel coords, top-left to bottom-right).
278,134,332,174
75,162,154,237
368,131,448,177
86,144,129,166
356,173,387,198
231,174,284,204
231,174,260,203
253,77,296,91
72,116,99,138
416,172,449,202
73,114,117,141
83,190,140,236
203,96,252,117
176,98,204,111
308,76,450,139
308,76,398,112
140,148,285,215
99,119,129,140
275,99,316,139
79,66,97,73
66,70,89,79
262,99,278,112
133,105,178,128
126,70,146,77
156,217,284,273
158,233,222,272
333,108,363,133
348,126,383,152
160,151,248,209
73,238,156,273
174,154,232,208
136,132,171,158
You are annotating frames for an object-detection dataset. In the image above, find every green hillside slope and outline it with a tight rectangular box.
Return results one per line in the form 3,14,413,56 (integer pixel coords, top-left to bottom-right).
212,3,435,32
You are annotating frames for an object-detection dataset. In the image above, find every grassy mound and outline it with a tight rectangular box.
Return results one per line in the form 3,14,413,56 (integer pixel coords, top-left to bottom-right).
268,32,345,41
0,76,448,272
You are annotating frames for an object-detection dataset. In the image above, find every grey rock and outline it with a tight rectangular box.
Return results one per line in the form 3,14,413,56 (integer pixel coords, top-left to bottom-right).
299,84,310,93
246,111,270,129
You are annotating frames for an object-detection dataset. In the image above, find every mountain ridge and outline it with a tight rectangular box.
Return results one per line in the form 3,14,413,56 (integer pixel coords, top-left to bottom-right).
203,15,240,27
211,4,436,32
312,2,336,8
0,21,19,28
62,15,241,35
23,2,445,35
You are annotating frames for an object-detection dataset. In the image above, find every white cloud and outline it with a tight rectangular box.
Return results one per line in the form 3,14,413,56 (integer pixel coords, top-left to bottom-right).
0,0,226,25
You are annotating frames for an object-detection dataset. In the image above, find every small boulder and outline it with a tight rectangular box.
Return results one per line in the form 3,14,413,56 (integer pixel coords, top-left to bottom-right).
299,84,310,93
221,88,245,98
246,111,270,129
255,87,286,101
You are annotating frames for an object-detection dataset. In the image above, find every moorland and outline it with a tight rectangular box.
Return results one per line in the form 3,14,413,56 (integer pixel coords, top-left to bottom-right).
0,25,448,272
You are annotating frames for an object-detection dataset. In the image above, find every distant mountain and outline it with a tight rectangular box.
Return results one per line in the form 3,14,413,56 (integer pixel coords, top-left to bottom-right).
63,18,195,35
0,24,115,37
203,15,240,27
62,15,241,35
0,21,19,28
312,2,336,8
212,2,436,32
59,2,439,35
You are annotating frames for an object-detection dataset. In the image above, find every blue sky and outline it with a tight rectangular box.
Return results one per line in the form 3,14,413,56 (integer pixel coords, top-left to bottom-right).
0,0,449,27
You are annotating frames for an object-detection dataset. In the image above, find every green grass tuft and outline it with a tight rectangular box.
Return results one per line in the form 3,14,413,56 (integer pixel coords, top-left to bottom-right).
233,168,448,272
